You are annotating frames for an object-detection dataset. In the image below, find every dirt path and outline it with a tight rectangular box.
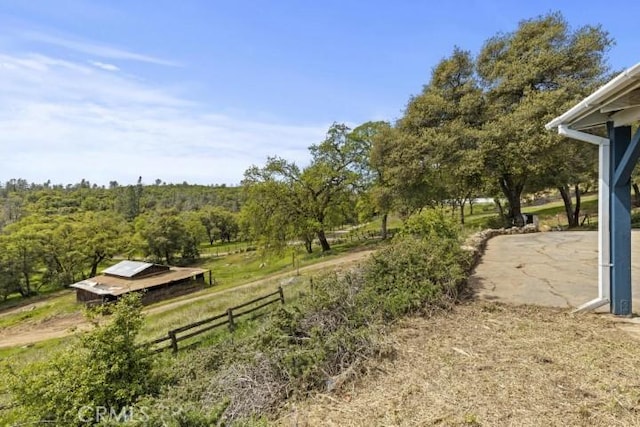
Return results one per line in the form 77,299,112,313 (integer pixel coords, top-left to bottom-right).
0,290,69,320
0,313,91,349
0,249,375,349
284,302,640,426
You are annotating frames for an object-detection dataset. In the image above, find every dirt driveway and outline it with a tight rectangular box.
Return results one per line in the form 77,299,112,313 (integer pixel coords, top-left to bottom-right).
470,230,640,311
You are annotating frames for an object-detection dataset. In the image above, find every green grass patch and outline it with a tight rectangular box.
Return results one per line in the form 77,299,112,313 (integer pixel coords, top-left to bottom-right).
345,215,403,235
522,194,598,217
190,239,379,292
0,292,77,330
0,336,69,366
462,194,600,231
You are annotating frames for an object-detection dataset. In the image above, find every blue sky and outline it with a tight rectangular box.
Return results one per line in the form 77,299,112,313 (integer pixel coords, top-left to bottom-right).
1,1,639,186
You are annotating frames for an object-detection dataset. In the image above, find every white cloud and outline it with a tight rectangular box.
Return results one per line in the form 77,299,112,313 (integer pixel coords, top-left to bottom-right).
89,60,119,72
0,52,328,186
22,31,181,67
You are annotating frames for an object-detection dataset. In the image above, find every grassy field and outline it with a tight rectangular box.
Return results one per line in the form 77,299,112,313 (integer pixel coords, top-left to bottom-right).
1,194,631,425
0,293,79,330
0,237,380,364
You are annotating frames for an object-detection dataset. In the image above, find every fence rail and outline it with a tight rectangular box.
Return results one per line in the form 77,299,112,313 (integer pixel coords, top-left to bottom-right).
142,286,285,354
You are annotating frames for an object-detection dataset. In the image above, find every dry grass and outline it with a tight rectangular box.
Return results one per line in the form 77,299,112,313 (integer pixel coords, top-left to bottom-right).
282,302,640,426
202,352,288,422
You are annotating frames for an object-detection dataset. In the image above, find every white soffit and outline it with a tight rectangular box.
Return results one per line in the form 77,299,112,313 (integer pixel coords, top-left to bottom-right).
546,63,640,131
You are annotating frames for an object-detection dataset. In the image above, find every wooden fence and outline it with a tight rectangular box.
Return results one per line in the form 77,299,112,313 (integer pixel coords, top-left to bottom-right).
142,286,285,354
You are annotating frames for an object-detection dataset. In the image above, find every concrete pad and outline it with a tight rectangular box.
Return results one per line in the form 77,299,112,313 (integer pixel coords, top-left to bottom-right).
470,230,640,312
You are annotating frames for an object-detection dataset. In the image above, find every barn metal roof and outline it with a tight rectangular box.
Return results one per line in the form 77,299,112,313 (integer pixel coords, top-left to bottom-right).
70,266,207,296
102,260,154,278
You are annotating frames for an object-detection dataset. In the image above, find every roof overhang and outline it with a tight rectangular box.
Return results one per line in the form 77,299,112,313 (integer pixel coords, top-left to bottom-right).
70,267,207,296
546,62,640,132
70,280,115,295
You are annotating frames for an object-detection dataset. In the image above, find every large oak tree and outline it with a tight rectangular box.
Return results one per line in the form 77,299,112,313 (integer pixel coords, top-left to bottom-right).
477,12,611,224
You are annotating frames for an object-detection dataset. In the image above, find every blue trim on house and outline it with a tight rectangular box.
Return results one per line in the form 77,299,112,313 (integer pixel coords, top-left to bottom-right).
608,123,634,315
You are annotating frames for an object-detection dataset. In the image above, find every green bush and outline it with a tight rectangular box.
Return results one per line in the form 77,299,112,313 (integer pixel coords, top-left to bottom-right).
4,294,159,426
401,209,460,240
363,235,468,320
257,272,380,393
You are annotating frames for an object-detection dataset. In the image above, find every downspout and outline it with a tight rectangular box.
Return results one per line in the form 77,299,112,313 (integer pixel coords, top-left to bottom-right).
558,125,610,312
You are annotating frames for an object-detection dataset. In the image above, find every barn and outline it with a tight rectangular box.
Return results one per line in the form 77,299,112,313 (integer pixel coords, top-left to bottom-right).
70,260,208,305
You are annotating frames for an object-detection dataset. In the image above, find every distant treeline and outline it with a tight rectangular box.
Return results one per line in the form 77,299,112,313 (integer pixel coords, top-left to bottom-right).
0,177,243,223
0,178,244,301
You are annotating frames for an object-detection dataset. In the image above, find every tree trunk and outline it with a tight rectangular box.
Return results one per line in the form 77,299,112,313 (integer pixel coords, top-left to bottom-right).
90,260,99,278
633,183,640,207
558,185,579,228
499,176,524,227
495,198,504,218
381,213,388,240
469,198,475,215
317,229,331,252
459,198,467,225
89,253,106,277
303,236,313,254
573,184,581,227
21,252,31,296
22,272,31,297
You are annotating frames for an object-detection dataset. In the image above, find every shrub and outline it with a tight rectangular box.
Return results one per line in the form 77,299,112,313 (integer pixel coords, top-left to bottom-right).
254,271,378,394
401,209,460,240
363,235,469,320
5,294,159,426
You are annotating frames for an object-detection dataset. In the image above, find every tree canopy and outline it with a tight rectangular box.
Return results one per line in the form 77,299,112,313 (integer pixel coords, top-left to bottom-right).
242,123,367,253
388,12,612,225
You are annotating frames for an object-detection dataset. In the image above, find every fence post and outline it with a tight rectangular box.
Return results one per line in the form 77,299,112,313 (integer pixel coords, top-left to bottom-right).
278,286,285,304
227,308,235,331
168,331,178,354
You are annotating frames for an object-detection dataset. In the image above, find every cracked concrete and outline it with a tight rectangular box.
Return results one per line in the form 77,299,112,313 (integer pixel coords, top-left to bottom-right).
470,230,640,312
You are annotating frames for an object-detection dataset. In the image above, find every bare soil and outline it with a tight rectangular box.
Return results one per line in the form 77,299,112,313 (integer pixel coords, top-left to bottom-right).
0,249,375,349
283,302,640,427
